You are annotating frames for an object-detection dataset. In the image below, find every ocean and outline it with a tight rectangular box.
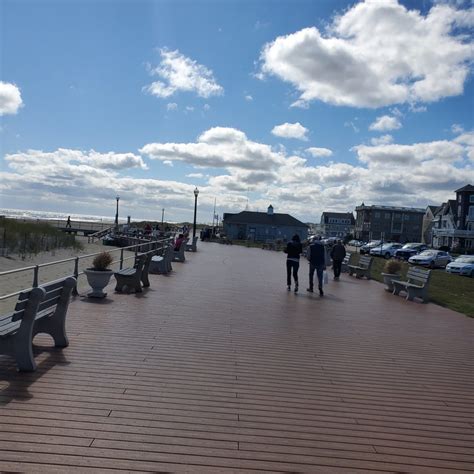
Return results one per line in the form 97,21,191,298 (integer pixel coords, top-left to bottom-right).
0,208,119,224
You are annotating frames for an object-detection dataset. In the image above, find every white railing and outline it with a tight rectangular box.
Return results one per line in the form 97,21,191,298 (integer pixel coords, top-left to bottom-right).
0,237,173,303
432,228,474,238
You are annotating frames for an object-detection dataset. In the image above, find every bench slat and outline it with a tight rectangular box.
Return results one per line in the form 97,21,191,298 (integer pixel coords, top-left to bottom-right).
0,320,21,337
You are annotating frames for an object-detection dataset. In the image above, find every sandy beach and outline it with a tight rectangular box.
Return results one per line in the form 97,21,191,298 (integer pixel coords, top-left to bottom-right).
0,236,132,314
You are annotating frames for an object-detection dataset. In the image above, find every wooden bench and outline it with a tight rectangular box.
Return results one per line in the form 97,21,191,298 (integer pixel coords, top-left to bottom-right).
185,236,198,252
392,267,431,303
348,255,373,279
114,254,146,293
341,252,353,273
0,276,76,372
173,240,186,262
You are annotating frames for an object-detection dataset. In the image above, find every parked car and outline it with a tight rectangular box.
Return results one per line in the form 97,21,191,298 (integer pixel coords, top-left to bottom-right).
445,255,474,277
408,250,452,268
370,243,403,258
395,243,429,261
360,240,381,255
348,239,363,247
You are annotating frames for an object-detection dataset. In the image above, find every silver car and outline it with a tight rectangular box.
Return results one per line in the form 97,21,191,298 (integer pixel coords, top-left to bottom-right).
408,250,452,268
446,255,474,277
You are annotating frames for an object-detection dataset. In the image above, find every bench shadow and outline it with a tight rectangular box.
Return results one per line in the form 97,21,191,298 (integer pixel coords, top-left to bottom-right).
0,345,70,406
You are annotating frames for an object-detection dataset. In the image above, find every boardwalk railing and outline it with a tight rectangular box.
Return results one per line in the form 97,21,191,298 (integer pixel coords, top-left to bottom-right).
0,236,174,302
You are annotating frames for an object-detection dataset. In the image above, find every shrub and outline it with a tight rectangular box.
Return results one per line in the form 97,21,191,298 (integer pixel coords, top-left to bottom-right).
383,259,402,274
92,251,113,271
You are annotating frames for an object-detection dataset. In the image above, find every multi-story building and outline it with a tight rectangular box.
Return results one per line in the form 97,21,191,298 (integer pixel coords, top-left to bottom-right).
320,212,355,238
354,204,425,243
422,205,441,244
223,205,308,242
432,184,474,251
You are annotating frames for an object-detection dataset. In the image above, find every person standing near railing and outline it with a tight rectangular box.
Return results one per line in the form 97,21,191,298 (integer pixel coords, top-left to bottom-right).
66,216,72,228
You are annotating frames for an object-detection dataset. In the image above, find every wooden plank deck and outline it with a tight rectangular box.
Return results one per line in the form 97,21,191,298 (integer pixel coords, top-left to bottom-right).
1,242,473,473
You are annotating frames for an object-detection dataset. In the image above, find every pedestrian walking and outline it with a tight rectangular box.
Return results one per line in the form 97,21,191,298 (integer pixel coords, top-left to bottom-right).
307,236,326,296
66,216,72,228
284,234,303,293
330,239,346,280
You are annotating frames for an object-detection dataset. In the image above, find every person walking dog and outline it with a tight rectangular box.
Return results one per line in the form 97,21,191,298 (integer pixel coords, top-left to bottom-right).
307,236,326,296
284,234,303,293
330,239,346,280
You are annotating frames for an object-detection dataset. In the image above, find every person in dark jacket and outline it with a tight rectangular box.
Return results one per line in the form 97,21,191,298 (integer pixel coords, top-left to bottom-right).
307,237,326,296
330,239,346,280
284,234,303,292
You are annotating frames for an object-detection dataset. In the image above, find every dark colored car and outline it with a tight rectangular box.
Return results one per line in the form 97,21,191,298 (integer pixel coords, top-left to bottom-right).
395,243,429,260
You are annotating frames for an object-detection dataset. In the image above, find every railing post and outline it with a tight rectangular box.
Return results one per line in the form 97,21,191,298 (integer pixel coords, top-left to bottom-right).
120,249,124,270
72,257,79,296
33,265,39,288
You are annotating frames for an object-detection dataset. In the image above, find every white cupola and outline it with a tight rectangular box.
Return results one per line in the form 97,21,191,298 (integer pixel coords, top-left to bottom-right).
267,205,274,215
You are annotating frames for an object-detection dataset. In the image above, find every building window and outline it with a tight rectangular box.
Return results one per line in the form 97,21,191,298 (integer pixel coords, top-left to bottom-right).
404,214,410,220
385,213,390,219
374,212,380,218
470,195,474,203
469,206,474,219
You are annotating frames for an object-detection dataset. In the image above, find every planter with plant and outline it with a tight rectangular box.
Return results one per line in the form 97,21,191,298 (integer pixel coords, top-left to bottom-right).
381,259,402,292
84,251,114,298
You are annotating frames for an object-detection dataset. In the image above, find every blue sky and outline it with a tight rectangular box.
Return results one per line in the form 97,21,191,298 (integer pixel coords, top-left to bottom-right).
1,0,473,223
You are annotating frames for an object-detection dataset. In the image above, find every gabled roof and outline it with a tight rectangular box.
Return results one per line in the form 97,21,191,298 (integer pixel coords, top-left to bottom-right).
223,211,307,228
436,200,457,219
321,212,355,224
427,205,440,214
455,184,474,192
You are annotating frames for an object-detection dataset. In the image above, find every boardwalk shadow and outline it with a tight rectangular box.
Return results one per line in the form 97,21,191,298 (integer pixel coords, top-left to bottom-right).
0,346,70,405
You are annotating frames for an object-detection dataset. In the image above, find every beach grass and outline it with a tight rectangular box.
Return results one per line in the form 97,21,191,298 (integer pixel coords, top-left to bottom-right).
0,217,83,257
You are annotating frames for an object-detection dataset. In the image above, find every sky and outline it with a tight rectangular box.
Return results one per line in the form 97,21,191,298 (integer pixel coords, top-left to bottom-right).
1,0,473,224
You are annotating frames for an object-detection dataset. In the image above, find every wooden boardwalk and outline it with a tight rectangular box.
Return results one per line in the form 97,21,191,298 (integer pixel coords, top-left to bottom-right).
1,242,473,473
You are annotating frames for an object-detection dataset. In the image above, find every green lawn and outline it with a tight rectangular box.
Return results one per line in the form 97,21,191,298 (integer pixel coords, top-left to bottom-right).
363,255,474,318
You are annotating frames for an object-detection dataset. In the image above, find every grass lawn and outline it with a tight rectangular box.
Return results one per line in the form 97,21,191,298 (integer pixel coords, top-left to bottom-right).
360,255,474,318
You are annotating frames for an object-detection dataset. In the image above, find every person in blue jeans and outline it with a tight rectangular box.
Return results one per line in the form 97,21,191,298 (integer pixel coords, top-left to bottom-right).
307,236,326,296
284,234,303,292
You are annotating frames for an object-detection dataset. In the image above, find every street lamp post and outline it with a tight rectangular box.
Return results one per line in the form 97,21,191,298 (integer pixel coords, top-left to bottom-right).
115,196,120,227
193,187,199,239
161,208,165,226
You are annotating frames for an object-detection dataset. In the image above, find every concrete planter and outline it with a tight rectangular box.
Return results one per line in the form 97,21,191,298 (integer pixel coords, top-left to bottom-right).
381,273,401,292
84,269,113,298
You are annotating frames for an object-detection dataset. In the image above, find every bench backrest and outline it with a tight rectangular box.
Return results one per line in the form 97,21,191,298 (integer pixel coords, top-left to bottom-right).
358,255,373,268
407,267,431,286
11,277,76,323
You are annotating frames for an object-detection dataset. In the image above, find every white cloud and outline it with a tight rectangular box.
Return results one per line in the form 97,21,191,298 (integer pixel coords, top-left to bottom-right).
306,147,333,157
451,123,464,134
369,115,402,131
167,102,178,111
245,95,253,101
163,160,174,167
370,134,394,146
185,106,195,112
144,48,223,99
271,122,308,140
141,127,286,173
259,0,473,108
186,173,206,179
344,121,360,133
2,129,473,223
0,82,23,116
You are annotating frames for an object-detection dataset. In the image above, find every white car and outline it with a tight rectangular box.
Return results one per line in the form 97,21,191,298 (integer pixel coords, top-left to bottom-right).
446,255,474,277
408,250,452,268
370,243,403,258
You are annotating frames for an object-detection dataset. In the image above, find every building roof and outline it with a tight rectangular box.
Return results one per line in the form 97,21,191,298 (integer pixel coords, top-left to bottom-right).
355,204,425,213
321,212,355,224
223,211,307,228
427,205,440,214
435,200,457,219
455,184,474,192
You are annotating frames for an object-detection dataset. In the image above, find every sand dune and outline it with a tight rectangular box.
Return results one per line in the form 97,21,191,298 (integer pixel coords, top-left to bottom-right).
0,236,131,313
